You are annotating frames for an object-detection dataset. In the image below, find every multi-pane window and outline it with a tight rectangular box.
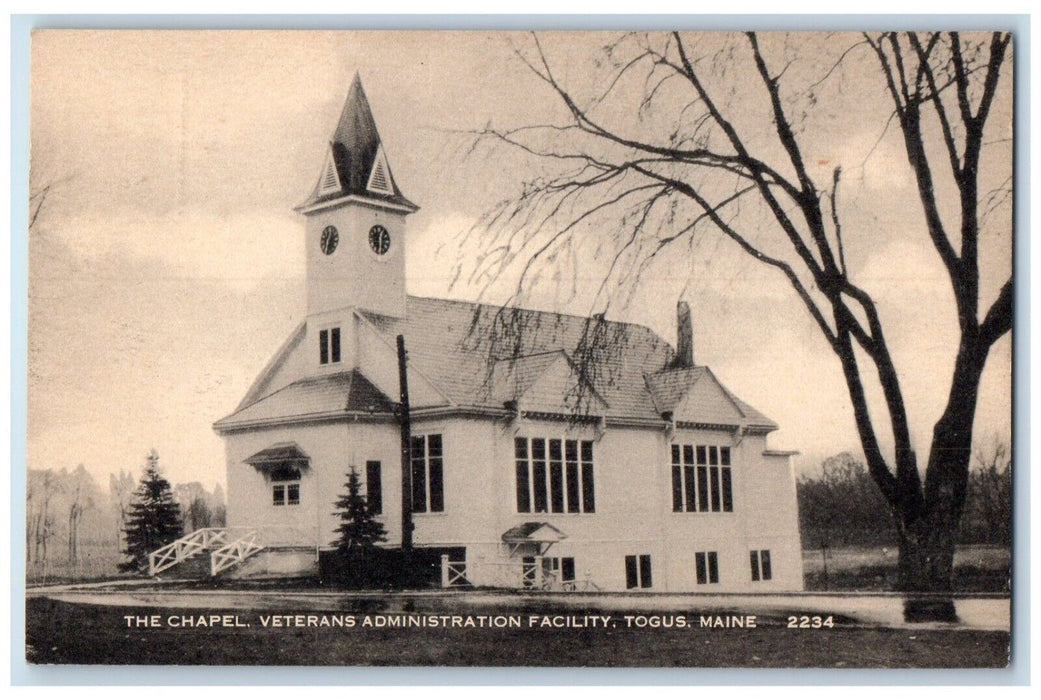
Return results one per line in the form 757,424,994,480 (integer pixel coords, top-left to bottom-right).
750,549,772,582
319,327,341,365
365,460,382,515
695,551,720,584
410,434,444,513
671,444,733,512
271,466,302,507
514,438,595,513
625,554,653,589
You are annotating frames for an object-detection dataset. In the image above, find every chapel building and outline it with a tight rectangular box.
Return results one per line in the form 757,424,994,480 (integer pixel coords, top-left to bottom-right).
209,75,804,592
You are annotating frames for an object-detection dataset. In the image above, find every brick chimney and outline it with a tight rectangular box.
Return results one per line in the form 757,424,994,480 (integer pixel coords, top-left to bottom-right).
673,301,694,368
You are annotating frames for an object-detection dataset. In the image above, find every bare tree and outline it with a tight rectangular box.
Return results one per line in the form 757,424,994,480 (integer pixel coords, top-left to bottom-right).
174,482,214,532
798,452,897,549
465,31,1012,611
211,483,227,527
960,437,1012,545
27,469,60,563
109,469,136,549
65,465,98,563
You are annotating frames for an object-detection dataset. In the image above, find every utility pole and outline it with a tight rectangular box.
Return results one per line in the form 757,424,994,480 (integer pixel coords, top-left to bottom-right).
397,334,414,552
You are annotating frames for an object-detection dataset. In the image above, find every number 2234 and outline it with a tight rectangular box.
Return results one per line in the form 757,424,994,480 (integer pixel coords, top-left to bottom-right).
787,615,835,629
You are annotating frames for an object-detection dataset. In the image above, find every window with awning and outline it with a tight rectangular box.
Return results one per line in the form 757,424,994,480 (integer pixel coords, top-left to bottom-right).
245,443,309,508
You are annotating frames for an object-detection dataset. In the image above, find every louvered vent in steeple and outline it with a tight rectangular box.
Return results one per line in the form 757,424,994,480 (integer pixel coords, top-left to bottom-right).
297,74,417,213
316,147,342,197
366,145,394,195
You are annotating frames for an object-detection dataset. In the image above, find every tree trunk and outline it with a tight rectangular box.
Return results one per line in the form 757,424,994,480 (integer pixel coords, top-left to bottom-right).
898,345,983,622
898,512,958,622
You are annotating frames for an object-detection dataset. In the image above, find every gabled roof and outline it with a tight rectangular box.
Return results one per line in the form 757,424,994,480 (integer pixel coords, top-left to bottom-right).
489,351,563,403
215,369,395,431
489,350,610,414
645,365,776,429
215,296,777,433
298,74,417,212
359,297,669,420
644,366,708,414
501,522,568,543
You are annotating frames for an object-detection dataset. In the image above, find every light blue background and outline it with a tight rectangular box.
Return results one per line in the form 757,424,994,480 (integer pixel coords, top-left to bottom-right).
9,13,1030,686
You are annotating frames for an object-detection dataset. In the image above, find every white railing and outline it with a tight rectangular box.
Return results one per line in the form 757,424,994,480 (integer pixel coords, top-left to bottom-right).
148,525,319,577
440,556,469,588
211,531,265,576
440,555,601,591
148,528,232,576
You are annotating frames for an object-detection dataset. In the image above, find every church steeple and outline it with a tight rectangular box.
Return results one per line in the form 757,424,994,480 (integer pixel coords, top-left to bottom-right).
298,74,417,212
298,74,416,323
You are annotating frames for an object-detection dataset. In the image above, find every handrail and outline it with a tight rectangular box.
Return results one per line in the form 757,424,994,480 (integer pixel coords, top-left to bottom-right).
147,526,287,576
211,532,264,576
148,528,232,576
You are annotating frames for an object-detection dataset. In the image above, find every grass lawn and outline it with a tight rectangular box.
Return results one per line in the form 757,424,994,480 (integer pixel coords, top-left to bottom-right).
25,598,1009,668
802,544,1010,592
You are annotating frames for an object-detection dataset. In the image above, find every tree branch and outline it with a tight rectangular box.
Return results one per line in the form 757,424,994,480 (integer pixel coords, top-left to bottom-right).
979,277,1013,349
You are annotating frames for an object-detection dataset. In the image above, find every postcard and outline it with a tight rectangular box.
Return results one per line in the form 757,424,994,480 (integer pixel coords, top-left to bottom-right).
23,28,1013,670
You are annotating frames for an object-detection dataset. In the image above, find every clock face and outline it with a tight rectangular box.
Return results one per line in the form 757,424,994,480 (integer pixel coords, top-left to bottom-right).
320,225,339,255
369,225,391,256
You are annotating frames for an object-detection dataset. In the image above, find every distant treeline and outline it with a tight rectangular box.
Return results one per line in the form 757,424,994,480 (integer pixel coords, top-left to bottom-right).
26,458,225,569
798,442,1011,549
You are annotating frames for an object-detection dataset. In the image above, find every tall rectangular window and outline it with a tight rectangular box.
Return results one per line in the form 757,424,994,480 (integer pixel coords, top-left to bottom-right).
428,435,444,512
684,445,697,512
515,438,531,513
721,447,733,512
670,443,734,513
580,440,596,512
515,437,595,513
750,549,772,582
549,439,565,513
671,445,683,511
532,439,548,513
365,460,382,515
565,440,580,513
625,554,652,589
319,327,341,365
695,551,719,585
410,434,444,513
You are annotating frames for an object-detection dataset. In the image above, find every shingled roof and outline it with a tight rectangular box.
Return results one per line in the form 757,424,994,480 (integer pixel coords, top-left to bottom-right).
215,369,395,431
359,296,671,420
215,295,777,432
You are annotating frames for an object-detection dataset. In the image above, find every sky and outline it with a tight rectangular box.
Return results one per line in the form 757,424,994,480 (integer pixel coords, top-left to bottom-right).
27,30,1013,488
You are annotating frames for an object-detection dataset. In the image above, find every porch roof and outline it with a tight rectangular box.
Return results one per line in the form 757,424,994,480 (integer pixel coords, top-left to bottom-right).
244,442,311,469
501,522,568,544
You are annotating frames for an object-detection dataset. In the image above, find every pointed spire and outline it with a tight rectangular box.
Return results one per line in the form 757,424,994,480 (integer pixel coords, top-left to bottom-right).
298,73,417,212
332,73,380,176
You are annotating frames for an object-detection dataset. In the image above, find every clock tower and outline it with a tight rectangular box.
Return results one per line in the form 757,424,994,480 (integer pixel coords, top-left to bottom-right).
296,74,418,322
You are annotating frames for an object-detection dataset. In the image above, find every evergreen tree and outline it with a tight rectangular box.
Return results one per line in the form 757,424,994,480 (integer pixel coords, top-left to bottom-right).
119,450,183,572
332,466,386,555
